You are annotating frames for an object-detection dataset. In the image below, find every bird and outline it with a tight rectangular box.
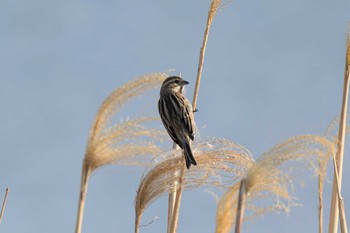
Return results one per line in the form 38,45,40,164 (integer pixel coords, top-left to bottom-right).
158,76,197,169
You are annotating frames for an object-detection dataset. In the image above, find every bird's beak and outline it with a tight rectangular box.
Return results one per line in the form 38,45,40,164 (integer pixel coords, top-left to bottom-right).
182,80,189,85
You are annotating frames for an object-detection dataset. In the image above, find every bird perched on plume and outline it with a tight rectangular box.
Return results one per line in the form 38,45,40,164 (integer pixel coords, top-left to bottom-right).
158,76,197,169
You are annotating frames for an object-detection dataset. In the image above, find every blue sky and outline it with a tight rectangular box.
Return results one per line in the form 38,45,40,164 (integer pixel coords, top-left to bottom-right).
1,0,350,232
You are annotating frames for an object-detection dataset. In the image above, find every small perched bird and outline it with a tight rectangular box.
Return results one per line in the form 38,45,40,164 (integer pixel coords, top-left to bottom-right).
158,76,197,169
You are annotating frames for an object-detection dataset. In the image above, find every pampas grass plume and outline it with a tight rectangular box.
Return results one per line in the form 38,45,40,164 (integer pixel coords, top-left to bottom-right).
75,73,168,233
135,138,254,233
215,135,334,233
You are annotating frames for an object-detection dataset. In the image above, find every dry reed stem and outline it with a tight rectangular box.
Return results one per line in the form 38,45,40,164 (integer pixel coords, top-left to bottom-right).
340,209,349,233
318,166,324,233
167,177,177,233
168,162,185,233
135,138,254,233
192,0,221,109
328,25,350,233
75,73,168,233
167,1,224,233
234,180,246,233
317,113,350,233
332,150,349,233
318,136,329,233
0,188,9,224
75,163,91,233
216,135,334,233
339,199,349,233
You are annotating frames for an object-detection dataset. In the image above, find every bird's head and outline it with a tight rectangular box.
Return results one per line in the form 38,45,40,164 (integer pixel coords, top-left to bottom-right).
161,76,189,93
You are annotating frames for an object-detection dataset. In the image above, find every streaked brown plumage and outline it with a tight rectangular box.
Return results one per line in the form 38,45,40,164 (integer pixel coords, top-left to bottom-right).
158,76,197,169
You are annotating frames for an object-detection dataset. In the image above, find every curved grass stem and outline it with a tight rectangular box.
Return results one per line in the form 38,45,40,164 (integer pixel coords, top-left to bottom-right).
0,188,9,224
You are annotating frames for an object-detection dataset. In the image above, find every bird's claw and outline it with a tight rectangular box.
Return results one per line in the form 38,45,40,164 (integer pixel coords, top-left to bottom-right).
193,108,199,113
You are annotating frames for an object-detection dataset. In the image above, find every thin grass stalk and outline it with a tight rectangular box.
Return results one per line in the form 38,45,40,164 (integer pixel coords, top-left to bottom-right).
167,194,175,233
339,70,350,233
75,161,92,233
328,29,350,233
135,211,142,233
167,140,181,232
339,199,348,233
167,191,175,233
167,164,180,233
332,140,349,233
318,173,323,233
0,188,9,224
167,1,221,233
234,179,246,233
318,152,327,233
168,163,186,233
192,0,220,109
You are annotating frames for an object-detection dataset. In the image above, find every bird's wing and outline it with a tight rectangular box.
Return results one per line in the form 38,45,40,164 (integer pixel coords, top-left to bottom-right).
158,97,182,147
174,93,194,141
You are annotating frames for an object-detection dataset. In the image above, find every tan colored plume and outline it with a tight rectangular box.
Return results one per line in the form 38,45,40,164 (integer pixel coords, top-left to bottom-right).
85,73,169,171
215,135,334,233
75,73,168,233
134,137,255,233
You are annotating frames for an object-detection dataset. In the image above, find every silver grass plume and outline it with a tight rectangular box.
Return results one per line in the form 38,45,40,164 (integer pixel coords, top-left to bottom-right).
75,73,168,233
134,137,254,233
215,135,334,233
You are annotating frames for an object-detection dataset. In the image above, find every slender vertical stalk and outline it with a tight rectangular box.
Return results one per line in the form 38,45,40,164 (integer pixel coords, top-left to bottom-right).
167,146,180,233
192,0,220,109
328,53,350,233
168,164,186,233
318,173,323,233
234,180,246,233
135,213,141,233
75,161,92,233
167,192,175,233
167,1,222,233
192,22,209,109
339,198,348,233
0,188,9,224
332,139,349,233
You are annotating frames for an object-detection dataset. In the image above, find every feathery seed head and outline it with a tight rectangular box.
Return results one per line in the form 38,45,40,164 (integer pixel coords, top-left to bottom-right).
84,73,168,171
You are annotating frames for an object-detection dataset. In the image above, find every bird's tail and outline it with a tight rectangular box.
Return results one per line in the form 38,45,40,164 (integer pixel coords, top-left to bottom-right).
183,142,197,169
